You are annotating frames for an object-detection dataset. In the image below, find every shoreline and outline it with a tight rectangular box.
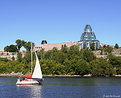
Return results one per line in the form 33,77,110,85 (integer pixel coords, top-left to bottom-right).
0,73,121,78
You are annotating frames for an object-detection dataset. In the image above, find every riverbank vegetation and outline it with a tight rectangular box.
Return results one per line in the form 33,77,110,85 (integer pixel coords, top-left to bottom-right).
0,41,121,76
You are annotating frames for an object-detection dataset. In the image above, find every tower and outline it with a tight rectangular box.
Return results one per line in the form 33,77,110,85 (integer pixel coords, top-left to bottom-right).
79,24,100,49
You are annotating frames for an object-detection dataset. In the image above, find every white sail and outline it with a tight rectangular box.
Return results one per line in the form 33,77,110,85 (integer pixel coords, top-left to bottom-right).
32,51,42,79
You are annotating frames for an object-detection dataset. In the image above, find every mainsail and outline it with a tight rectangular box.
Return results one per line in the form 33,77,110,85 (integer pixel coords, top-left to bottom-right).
32,51,42,79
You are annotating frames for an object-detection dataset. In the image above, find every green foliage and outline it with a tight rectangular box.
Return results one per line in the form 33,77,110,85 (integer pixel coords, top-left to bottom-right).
100,49,103,55
90,43,95,50
4,45,18,52
89,58,115,76
0,66,7,73
22,52,31,63
16,39,26,50
107,54,121,74
74,59,89,75
23,42,35,52
107,54,121,67
68,45,79,55
114,43,119,49
12,56,15,61
17,52,22,62
0,44,120,76
61,44,68,53
52,47,58,52
4,39,34,52
45,50,54,60
54,51,67,63
37,48,45,59
104,46,113,54
81,48,96,62
0,58,9,62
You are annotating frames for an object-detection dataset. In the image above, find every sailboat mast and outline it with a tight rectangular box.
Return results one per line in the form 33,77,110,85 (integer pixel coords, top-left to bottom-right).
31,42,33,74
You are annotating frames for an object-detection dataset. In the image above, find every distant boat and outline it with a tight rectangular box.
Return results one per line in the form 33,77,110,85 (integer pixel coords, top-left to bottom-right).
16,43,43,85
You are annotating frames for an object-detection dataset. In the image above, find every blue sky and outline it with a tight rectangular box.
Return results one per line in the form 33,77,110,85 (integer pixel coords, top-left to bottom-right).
0,0,121,50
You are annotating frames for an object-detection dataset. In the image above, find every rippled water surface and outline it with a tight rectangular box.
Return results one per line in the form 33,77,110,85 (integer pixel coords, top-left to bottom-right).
0,77,121,98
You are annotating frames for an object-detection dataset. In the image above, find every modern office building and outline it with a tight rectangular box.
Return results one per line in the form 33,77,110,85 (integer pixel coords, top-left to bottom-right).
78,24,100,49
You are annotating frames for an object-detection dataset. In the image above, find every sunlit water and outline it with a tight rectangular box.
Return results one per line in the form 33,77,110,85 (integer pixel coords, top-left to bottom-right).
0,77,121,98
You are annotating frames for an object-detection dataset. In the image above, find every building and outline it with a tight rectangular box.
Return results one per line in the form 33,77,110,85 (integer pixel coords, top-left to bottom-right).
34,24,101,51
1,24,121,60
41,40,47,44
78,24,100,49
0,50,25,60
34,42,78,51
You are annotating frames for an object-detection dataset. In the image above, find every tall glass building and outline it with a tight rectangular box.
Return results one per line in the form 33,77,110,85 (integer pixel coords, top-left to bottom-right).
78,24,100,49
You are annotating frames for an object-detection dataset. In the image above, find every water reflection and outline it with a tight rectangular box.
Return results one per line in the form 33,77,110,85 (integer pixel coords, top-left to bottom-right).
17,85,43,98
0,77,121,98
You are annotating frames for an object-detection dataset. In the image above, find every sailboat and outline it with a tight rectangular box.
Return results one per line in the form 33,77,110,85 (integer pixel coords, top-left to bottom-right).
16,43,43,85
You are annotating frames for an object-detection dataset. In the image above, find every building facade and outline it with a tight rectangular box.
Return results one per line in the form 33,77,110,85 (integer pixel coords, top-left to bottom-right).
34,42,78,51
78,24,100,49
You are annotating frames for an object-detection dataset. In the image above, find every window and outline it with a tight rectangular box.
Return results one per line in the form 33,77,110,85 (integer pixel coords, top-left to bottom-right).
96,42,99,49
83,42,86,48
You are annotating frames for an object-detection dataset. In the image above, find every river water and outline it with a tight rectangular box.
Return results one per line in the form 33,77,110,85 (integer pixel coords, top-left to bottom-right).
0,77,121,98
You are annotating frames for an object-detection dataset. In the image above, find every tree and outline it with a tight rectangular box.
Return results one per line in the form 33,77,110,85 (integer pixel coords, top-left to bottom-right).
75,59,89,75
89,58,115,76
90,43,95,50
68,45,79,55
61,44,68,53
53,51,67,63
63,58,76,75
17,52,22,62
104,46,113,54
37,48,45,59
4,46,9,52
16,39,26,50
23,42,34,52
81,48,96,62
107,54,121,74
100,49,103,55
0,58,8,62
4,45,18,52
12,56,15,61
52,47,58,53
44,50,55,60
44,47,58,60
22,51,31,63
114,43,119,49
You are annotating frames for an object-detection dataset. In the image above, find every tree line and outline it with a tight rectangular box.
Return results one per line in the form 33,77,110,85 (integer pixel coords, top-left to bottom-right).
0,42,121,76
4,39,34,52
